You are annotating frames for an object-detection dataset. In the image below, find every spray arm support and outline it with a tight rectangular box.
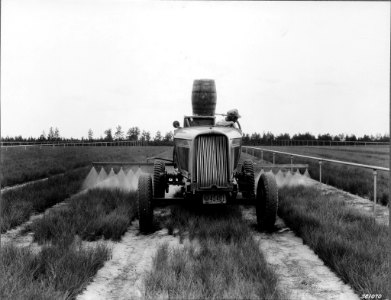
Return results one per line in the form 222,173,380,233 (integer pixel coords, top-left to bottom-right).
146,157,174,163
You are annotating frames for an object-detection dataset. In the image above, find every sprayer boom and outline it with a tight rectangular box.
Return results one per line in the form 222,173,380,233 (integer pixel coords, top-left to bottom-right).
256,164,309,169
92,162,174,166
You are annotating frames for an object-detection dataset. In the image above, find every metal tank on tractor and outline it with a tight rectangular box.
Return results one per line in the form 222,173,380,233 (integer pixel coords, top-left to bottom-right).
136,79,279,233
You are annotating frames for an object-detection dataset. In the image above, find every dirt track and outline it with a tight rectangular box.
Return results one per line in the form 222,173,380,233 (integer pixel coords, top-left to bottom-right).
242,208,358,300
2,149,383,299
74,202,359,300
77,221,179,300
2,184,367,299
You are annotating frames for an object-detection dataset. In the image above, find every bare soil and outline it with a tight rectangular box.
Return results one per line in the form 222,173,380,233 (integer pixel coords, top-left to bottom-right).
242,208,359,300
76,219,179,300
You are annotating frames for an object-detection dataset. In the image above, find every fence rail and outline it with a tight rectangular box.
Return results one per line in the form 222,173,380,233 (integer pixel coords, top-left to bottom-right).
2,139,388,147
1,140,152,148
268,139,388,147
243,146,389,216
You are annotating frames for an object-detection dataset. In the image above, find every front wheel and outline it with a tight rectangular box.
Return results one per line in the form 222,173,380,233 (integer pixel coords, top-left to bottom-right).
256,173,278,231
153,160,166,198
241,159,255,198
137,173,154,233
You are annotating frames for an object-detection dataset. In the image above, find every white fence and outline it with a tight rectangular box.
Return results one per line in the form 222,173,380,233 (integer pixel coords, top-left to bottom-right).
1,140,150,149
270,139,388,147
243,146,389,216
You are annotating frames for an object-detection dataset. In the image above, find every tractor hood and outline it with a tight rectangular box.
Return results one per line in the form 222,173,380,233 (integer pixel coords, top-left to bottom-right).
174,126,242,141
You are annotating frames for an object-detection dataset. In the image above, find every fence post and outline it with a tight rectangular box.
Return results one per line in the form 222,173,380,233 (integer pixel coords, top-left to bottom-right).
246,147,247,155
373,169,377,216
319,160,322,183
290,155,293,172
273,152,275,164
261,150,263,161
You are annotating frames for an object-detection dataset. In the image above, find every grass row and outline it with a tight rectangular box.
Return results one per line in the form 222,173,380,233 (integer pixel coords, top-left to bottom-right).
1,146,172,188
267,145,389,167
31,188,137,246
1,241,110,300
278,185,388,298
2,188,136,300
144,205,288,299
1,167,90,233
248,147,389,205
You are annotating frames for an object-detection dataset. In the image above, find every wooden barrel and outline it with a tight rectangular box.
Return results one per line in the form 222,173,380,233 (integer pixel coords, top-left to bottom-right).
191,79,216,116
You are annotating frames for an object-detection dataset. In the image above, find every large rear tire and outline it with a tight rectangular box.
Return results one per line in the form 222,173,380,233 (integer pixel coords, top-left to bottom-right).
241,159,255,198
256,173,278,231
153,160,166,198
138,173,153,233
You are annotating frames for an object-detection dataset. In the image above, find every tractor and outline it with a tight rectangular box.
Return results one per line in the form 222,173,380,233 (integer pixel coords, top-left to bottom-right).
92,79,306,233
137,79,279,232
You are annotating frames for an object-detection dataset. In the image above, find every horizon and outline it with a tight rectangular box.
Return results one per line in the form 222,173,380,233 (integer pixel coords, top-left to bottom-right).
2,1,390,139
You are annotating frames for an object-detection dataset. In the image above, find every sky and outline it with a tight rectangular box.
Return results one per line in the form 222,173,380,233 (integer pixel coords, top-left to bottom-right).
1,0,390,140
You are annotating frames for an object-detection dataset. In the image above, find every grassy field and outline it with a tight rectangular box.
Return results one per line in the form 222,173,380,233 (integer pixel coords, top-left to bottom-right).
246,145,389,205
31,188,136,245
1,241,110,300
1,187,136,300
144,205,288,300
1,147,172,300
278,185,388,298
1,146,172,233
1,168,89,233
0,146,172,188
256,145,389,168
2,144,389,299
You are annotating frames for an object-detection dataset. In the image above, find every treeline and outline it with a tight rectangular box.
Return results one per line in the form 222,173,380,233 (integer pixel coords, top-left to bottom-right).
241,131,389,145
1,127,389,145
1,126,175,146
96,126,174,145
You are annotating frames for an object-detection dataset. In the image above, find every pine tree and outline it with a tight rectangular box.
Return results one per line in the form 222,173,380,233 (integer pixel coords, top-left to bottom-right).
39,131,46,141
126,127,140,141
104,128,113,141
47,127,54,141
54,127,60,140
115,125,124,140
154,131,162,142
88,129,94,140
163,131,173,142
141,130,151,142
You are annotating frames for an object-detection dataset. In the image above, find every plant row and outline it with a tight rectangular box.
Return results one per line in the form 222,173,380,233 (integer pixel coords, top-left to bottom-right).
1,188,138,300
1,241,110,300
31,188,137,245
144,205,288,299
278,185,388,298
1,168,90,233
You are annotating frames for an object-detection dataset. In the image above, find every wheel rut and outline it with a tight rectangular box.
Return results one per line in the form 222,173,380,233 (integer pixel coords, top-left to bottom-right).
77,219,179,300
